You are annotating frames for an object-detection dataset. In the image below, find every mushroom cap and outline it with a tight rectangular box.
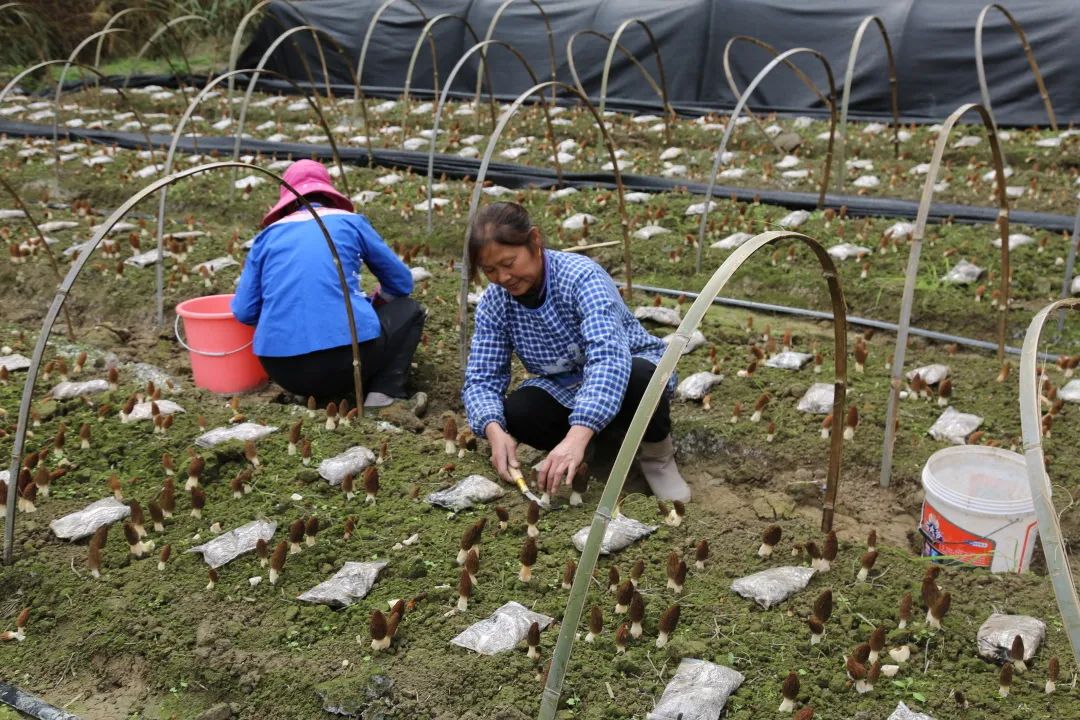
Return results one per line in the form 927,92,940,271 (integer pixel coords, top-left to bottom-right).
782,671,800,700
520,536,537,566
589,605,603,634
813,590,833,623
659,604,681,634
370,610,387,640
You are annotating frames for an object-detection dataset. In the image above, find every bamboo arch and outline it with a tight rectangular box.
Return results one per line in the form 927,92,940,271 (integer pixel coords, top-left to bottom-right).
722,36,822,155
426,40,562,233
474,0,557,104
93,7,159,85
120,14,209,102
0,176,75,340
0,59,157,174
0,2,46,65
2,161,367,565
1018,298,1080,667
49,28,129,164
598,19,674,143
879,102,1010,488
155,68,346,324
230,26,350,195
695,47,838,273
1057,205,1080,336
975,3,1057,130
352,0,436,163
400,14,486,141
226,0,335,115
456,81,631,374
538,229,849,720
566,29,673,145
835,15,901,193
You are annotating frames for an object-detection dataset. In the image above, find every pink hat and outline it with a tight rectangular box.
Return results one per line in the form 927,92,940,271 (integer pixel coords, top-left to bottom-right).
261,159,354,227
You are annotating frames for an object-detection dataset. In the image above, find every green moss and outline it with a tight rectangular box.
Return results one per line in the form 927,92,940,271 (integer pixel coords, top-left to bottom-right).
0,87,1077,719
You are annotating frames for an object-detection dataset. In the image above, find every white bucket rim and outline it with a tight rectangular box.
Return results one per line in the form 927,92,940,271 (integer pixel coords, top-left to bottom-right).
922,445,1034,517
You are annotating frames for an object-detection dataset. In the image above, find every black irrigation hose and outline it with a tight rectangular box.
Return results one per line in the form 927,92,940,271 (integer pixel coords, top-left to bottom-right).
0,681,81,720
627,281,1067,360
0,118,1074,233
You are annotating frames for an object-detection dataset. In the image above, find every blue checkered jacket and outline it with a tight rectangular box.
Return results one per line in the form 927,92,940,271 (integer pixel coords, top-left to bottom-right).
462,249,670,436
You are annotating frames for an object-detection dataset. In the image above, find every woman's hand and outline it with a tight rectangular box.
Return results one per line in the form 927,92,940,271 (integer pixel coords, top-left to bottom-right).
537,426,594,494
485,423,520,483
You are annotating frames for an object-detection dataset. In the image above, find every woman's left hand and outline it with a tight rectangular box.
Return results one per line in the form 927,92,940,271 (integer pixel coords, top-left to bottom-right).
537,426,594,494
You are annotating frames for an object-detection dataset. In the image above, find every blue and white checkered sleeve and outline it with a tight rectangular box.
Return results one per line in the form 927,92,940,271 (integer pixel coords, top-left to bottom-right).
568,271,631,432
462,295,513,436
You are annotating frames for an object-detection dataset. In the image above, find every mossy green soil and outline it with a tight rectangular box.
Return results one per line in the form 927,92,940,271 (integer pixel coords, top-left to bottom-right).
0,93,1079,719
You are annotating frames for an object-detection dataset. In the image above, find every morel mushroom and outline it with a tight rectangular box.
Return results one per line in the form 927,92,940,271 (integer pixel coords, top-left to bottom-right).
779,671,799,713
759,524,782,558
519,536,537,583
269,541,287,585
363,466,379,504
656,604,680,648
585,605,603,643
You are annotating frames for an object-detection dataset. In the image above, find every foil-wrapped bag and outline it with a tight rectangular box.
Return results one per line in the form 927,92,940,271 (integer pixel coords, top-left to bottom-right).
928,407,982,445
647,659,745,720
124,249,171,267
318,446,376,486
450,601,553,655
887,702,936,720
731,566,816,609
297,561,387,607
675,371,723,401
0,354,30,371
662,330,706,355
778,210,810,228
572,513,657,554
1060,379,1080,403
827,243,871,260
884,222,915,240
425,475,504,512
766,352,813,370
634,306,681,327
712,231,753,250
976,613,1045,663
797,383,835,414
123,399,185,422
907,364,950,386
49,497,131,541
195,422,278,448
188,519,276,568
129,362,182,392
192,257,239,275
942,260,983,285
49,379,110,400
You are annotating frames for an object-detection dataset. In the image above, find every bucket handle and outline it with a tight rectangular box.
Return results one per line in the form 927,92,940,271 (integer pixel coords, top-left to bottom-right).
174,314,254,357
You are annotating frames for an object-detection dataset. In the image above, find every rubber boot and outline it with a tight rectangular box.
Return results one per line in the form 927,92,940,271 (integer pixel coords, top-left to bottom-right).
636,435,691,502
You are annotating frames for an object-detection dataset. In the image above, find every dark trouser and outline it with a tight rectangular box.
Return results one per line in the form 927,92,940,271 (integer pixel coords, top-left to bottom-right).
258,297,425,402
504,357,671,452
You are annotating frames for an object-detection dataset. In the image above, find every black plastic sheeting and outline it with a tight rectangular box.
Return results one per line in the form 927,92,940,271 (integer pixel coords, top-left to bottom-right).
240,0,1080,127
0,119,1074,233
0,681,81,720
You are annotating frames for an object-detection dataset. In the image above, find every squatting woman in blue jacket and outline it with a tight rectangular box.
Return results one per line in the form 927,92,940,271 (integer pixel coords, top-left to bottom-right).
232,160,424,407
462,202,690,502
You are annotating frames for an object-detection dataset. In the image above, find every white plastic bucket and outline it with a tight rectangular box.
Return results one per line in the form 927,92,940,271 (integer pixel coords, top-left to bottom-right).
920,445,1038,573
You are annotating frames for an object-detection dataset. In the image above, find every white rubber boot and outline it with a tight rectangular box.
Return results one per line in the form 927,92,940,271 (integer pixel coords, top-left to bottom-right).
637,435,691,502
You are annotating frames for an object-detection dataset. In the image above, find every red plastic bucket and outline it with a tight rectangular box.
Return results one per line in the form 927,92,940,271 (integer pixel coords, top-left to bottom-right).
174,294,268,393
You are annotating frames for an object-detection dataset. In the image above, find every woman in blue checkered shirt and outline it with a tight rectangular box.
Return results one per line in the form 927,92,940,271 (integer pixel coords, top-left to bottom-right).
461,202,690,502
